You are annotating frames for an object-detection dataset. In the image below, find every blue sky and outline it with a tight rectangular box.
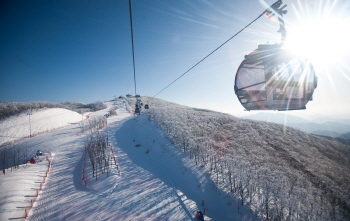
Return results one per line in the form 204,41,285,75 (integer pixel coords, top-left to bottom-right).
1,0,350,118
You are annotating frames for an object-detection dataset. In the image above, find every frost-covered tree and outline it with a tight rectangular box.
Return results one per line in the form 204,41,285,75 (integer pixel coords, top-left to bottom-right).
137,96,350,220
85,132,111,180
109,108,117,116
1,147,7,175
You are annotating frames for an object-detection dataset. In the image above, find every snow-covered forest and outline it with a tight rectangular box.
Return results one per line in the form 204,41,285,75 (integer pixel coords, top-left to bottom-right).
128,97,350,220
79,116,107,134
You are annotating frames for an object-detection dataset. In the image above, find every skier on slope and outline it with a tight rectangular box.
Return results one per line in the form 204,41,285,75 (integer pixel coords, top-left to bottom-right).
196,210,204,221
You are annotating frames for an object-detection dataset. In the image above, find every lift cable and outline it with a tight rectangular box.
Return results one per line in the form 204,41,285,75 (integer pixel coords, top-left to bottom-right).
153,3,277,98
129,0,137,96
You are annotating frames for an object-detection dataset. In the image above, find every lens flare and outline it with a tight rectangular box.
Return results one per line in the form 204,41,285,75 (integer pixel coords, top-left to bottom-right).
285,18,350,69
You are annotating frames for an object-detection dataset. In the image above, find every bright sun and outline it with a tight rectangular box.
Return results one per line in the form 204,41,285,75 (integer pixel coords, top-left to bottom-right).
285,18,350,68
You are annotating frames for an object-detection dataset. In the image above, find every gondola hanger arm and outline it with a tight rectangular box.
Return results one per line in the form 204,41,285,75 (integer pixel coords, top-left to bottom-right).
265,0,288,47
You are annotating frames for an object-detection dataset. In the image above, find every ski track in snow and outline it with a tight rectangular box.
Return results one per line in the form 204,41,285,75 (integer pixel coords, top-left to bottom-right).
1,100,256,220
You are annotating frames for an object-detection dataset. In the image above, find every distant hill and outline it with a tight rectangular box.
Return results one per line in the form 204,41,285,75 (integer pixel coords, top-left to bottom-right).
289,121,350,134
243,112,311,124
0,108,83,145
339,132,350,140
0,101,106,119
312,130,344,138
315,134,350,146
311,116,350,125
244,113,350,135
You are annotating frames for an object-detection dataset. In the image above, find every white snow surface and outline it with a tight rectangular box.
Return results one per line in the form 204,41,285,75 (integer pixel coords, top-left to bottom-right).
0,154,51,220
0,100,255,220
0,108,87,146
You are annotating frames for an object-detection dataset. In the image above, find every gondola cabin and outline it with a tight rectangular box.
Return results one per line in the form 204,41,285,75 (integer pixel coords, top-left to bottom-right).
234,44,317,111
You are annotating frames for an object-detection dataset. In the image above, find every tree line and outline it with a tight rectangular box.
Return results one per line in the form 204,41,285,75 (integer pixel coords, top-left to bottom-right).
0,143,29,174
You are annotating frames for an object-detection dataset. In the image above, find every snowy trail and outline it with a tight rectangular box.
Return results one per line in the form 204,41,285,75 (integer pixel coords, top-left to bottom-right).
122,112,255,221
105,112,198,220
2,100,255,220
20,103,183,220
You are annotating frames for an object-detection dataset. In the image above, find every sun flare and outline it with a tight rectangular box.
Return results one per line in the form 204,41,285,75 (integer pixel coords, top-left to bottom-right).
285,18,350,68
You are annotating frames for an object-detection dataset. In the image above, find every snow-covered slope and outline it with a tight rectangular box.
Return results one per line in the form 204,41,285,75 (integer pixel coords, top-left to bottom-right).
1,100,255,221
0,153,51,220
3,97,349,220
0,108,87,145
130,96,350,220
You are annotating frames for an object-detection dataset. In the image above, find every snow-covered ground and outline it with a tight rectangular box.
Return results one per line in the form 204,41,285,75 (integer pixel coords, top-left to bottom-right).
0,108,88,146
0,100,255,220
0,153,51,220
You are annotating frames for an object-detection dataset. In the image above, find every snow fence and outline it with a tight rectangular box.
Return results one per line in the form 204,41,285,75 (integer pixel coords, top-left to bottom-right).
24,151,52,219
